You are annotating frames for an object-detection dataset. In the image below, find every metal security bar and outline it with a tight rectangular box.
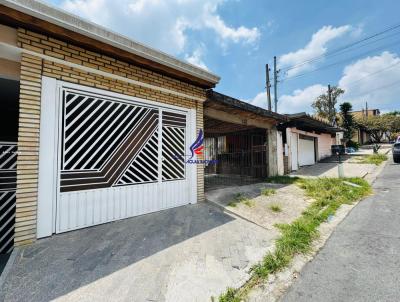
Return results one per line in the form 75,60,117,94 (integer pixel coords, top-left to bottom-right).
204,131,268,190
0,141,17,254
162,111,186,181
60,89,187,192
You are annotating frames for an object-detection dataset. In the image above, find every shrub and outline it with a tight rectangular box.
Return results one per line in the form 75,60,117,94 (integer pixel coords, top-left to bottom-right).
261,188,276,196
346,140,359,150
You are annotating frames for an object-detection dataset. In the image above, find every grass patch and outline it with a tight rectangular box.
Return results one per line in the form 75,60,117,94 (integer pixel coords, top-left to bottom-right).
269,204,282,212
265,175,299,185
358,154,387,165
261,188,276,196
219,177,371,302
227,193,253,207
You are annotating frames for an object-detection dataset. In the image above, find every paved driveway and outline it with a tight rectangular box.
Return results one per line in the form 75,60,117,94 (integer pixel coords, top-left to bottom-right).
1,203,276,302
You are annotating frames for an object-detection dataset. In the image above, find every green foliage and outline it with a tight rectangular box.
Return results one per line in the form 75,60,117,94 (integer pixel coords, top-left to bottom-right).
265,176,299,185
358,154,387,165
383,111,400,116
312,86,345,123
219,177,371,302
269,204,282,212
346,140,360,150
218,288,240,302
243,200,255,207
339,102,355,141
355,114,400,143
261,188,276,196
228,193,252,207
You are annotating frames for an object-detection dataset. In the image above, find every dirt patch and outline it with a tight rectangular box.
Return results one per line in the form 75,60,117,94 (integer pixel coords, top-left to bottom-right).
206,183,313,230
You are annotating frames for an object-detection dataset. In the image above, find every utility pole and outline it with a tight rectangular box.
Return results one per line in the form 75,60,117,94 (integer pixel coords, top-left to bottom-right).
266,64,272,111
365,101,368,118
273,56,279,113
327,84,332,124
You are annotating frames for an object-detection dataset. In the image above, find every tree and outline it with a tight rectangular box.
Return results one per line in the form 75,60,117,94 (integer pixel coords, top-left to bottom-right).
355,114,400,143
312,86,345,123
383,111,400,116
339,102,355,141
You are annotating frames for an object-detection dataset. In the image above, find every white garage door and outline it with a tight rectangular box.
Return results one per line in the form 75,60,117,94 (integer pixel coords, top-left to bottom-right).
37,78,197,236
298,135,316,166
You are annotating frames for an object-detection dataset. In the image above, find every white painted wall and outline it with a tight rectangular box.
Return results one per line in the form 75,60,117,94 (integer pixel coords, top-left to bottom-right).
286,127,335,172
277,131,284,175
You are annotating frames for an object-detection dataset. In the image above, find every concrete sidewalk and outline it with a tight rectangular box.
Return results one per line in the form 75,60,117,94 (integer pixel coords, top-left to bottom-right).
290,161,376,178
281,159,400,302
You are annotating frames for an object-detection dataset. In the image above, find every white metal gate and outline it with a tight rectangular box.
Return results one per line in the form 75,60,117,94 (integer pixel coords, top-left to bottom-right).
0,142,17,253
298,135,316,166
37,78,197,236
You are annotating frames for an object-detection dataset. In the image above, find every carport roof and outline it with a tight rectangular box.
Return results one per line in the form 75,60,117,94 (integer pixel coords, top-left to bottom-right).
206,90,288,123
283,112,343,134
0,0,220,88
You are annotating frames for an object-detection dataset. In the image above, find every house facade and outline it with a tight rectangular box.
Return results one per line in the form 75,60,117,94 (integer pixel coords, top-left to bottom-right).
279,113,342,172
203,91,287,188
0,0,220,250
0,0,342,254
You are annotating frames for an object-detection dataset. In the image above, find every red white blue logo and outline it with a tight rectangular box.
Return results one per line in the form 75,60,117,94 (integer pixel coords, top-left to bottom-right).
172,129,217,165
189,129,204,159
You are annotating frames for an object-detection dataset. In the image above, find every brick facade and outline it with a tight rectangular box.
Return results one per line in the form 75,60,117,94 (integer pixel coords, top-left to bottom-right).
15,28,206,245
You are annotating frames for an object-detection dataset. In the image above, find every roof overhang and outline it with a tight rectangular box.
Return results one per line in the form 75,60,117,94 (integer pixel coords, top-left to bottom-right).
0,0,220,88
205,90,288,124
281,113,343,134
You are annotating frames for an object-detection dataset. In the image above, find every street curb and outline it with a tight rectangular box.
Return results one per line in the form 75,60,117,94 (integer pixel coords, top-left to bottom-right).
0,248,20,291
246,162,388,301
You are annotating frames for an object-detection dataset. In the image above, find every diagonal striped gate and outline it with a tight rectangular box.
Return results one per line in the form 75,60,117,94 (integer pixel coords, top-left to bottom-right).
45,82,196,233
0,142,17,254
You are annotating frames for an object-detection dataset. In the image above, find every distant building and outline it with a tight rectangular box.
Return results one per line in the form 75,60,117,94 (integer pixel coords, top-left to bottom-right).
351,108,389,144
351,108,380,119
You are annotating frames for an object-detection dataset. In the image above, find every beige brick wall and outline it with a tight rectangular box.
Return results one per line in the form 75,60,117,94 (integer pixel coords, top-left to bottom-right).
15,28,207,245
15,52,42,246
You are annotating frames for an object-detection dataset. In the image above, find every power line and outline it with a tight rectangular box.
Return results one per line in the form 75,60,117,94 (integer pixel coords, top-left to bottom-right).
282,38,400,82
343,60,400,88
344,78,400,99
280,22,400,72
283,30,400,75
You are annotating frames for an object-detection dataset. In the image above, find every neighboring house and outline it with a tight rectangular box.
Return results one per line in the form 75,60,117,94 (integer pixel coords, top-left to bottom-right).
278,113,342,172
0,0,220,251
203,91,287,187
350,108,388,144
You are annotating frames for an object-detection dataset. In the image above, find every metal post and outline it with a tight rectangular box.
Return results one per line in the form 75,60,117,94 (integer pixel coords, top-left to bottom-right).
337,152,344,178
266,64,272,111
328,84,332,123
273,56,278,113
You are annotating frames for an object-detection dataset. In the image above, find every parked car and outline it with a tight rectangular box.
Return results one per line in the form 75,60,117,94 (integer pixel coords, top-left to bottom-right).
346,147,357,154
393,142,400,163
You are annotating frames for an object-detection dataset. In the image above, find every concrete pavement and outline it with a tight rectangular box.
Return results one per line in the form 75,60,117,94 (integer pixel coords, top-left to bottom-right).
281,158,400,302
0,203,276,302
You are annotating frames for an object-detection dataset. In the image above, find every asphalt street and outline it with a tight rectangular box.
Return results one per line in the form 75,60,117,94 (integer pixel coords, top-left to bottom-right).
282,158,400,302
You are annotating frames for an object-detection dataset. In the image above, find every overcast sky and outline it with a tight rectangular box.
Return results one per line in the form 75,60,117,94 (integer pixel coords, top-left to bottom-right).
46,0,400,114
